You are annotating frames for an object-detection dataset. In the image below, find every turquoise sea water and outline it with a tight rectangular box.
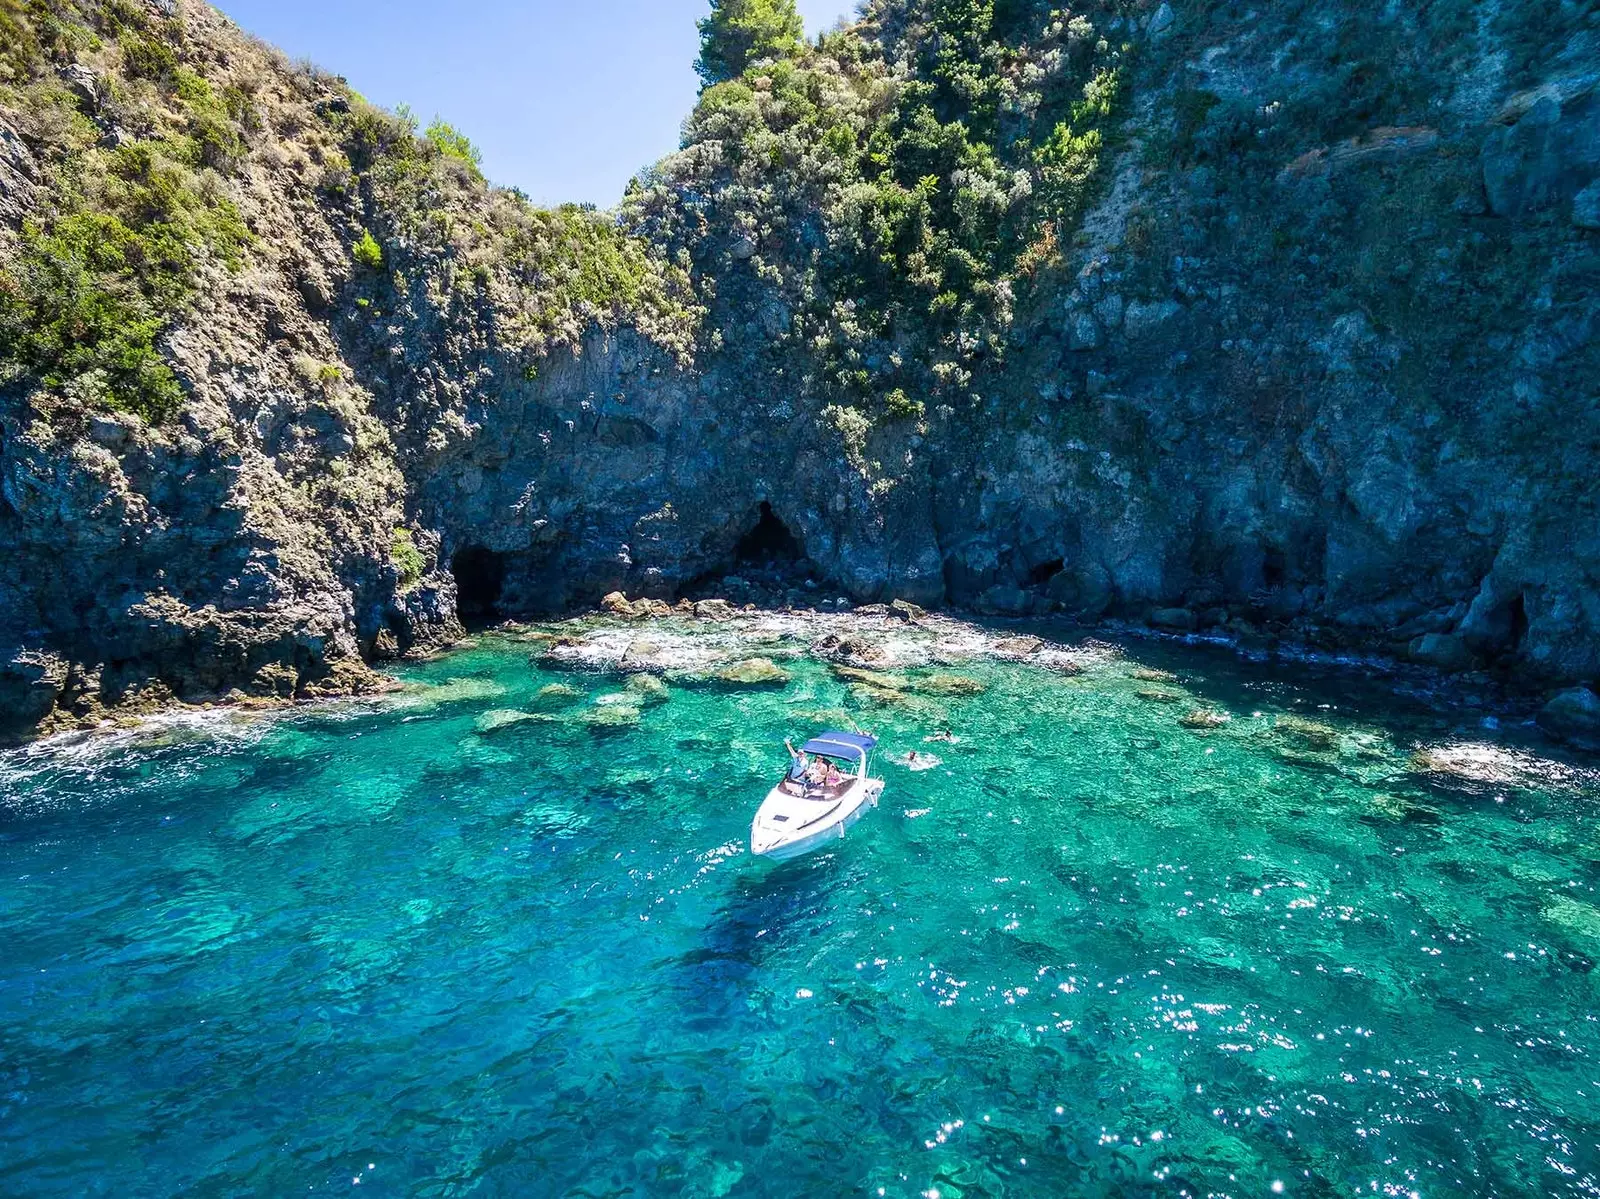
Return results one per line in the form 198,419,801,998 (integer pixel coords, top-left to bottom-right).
2,617,1598,1198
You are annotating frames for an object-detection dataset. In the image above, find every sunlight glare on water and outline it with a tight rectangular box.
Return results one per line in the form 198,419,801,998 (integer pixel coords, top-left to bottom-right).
1,615,1598,1197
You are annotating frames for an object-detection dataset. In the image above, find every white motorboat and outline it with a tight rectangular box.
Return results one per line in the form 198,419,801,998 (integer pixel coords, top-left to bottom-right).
750,731,885,861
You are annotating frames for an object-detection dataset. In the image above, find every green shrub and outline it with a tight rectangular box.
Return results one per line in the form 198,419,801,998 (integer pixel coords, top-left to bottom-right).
0,136,250,423
424,118,483,173
391,528,425,590
174,68,245,170
351,228,384,270
883,387,924,420
121,32,176,81
0,0,45,83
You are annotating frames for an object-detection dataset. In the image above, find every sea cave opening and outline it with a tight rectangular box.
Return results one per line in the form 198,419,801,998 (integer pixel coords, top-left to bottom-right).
1262,546,1288,590
1027,558,1065,588
735,501,803,565
451,544,506,624
1507,592,1529,652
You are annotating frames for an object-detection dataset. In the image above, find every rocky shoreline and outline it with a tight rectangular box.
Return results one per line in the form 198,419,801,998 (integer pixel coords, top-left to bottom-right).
10,590,1599,764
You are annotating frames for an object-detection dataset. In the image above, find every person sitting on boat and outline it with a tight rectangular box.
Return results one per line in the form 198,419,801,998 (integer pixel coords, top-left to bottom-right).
804,756,830,786
823,760,845,788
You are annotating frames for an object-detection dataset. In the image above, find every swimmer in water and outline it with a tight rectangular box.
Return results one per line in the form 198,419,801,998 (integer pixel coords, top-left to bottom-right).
929,730,955,743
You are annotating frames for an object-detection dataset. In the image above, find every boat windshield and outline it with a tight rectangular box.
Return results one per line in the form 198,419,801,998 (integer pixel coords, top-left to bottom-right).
786,752,856,790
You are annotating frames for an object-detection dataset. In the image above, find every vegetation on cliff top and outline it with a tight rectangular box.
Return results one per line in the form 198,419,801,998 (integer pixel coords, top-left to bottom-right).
0,1,254,421
696,0,806,89
628,0,1128,423
0,0,699,426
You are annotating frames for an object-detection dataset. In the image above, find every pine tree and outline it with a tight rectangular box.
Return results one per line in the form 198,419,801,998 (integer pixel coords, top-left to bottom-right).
695,0,806,89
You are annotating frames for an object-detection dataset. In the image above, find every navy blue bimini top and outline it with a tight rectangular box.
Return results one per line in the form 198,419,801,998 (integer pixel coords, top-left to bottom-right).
798,731,877,764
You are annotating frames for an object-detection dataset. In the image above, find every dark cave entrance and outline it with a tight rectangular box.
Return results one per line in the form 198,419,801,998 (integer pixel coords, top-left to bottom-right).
1507,592,1529,652
1027,558,1065,588
452,545,506,623
735,501,803,565
1262,546,1288,590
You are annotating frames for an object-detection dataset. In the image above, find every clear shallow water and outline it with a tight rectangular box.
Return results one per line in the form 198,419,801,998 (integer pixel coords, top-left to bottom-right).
2,619,1598,1198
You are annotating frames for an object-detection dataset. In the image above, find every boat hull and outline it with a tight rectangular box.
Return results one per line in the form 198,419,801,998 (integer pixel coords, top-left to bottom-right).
750,778,884,861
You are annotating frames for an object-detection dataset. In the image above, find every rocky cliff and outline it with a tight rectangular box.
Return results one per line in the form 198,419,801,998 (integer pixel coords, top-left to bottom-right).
1,0,1598,742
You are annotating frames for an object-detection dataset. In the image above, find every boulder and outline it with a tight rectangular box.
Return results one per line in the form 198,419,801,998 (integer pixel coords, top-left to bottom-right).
1406,632,1474,672
1537,686,1600,750
715,658,791,687
1047,566,1114,617
1067,310,1103,351
248,662,300,699
1147,1,1175,37
811,635,887,667
0,648,67,736
1481,90,1600,220
1123,298,1181,338
88,413,135,451
619,640,668,673
977,585,1032,616
600,591,635,616
888,598,926,622
1093,292,1125,331
993,635,1044,657
1151,607,1197,632
693,599,736,621
370,628,401,661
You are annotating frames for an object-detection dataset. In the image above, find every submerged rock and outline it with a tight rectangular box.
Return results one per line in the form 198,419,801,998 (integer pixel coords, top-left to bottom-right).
715,658,791,687
913,673,987,696
1409,740,1590,791
390,676,508,711
535,682,585,703
1131,667,1176,683
1136,688,1183,704
624,673,671,704
1274,715,1340,751
831,665,907,690
1361,793,1443,825
1543,895,1600,943
1179,708,1230,730
579,703,642,730
474,708,543,735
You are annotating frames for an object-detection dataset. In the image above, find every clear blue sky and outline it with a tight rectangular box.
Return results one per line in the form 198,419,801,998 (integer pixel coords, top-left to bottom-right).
213,1,859,207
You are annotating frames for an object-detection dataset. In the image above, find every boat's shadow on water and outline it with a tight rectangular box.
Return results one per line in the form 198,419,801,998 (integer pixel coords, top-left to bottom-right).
665,852,864,1028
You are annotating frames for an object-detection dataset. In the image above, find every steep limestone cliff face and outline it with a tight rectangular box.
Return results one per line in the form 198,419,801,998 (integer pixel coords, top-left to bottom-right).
2,0,1598,741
